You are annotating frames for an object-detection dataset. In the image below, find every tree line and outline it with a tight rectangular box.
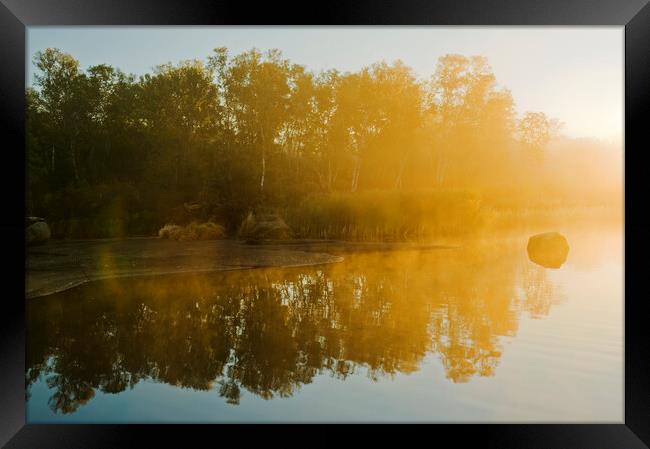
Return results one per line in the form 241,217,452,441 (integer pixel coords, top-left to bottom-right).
26,47,562,237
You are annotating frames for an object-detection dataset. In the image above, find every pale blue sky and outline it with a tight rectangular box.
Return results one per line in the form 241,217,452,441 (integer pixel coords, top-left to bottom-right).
27,26,623,141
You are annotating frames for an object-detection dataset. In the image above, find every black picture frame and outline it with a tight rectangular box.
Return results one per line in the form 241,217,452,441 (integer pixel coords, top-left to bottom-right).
1,0,648,447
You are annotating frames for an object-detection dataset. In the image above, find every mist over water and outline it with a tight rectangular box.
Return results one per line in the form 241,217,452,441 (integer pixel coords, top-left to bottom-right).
26,226,622,422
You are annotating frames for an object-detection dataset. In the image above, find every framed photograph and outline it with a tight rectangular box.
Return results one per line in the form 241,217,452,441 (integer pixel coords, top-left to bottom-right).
1,0,648,447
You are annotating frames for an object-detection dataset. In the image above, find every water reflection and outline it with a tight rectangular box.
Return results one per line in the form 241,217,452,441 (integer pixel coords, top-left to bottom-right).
26,241,560,414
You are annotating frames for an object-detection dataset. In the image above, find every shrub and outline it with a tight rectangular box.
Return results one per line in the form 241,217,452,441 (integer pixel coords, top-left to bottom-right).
158,221,226,241
158,224,184,240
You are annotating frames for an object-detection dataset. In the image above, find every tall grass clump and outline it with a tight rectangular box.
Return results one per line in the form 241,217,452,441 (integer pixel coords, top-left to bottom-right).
479,188,624,232
284,190,485,241
158,221,226,241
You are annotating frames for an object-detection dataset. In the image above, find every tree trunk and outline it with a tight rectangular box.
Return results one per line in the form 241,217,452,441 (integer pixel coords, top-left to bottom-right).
351,157,361,193
394,148,412,189
259,125,267,194
175,153,180,187
70,138,79,183
394,163,405,189
260,146,266,192
432,147,446,188
327,160,333,192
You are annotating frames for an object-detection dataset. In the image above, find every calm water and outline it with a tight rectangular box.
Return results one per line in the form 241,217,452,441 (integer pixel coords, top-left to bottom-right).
26,227,623,423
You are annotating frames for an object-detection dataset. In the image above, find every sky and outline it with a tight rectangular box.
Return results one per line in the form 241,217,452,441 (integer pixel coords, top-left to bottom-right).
27,26,623,142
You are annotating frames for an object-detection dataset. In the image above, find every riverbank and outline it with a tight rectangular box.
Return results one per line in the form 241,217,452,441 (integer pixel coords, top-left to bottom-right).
26,237,455,299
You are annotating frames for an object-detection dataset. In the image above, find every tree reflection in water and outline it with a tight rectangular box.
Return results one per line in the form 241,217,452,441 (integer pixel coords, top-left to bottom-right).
26,241,561,414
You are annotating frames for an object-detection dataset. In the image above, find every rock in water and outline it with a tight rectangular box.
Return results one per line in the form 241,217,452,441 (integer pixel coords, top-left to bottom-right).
26,220,51,245
527,232,569,268
238,208,291,241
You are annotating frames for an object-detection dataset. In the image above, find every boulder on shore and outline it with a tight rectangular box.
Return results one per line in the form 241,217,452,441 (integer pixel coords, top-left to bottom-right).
527,232,569,268
238,208,291,241
26,217,51,246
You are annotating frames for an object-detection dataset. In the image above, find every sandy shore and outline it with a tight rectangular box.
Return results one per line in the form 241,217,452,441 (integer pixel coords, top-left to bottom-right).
26,237,455,299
